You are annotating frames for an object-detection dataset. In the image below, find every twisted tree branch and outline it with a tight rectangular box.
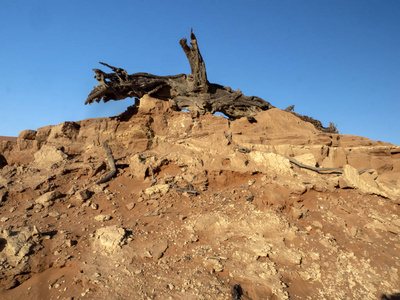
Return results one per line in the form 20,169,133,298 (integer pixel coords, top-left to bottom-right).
85,30,274,119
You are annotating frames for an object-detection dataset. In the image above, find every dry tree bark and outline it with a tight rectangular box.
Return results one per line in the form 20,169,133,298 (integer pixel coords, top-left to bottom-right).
287,157,372,175
97,140,117,184
85,29,274,119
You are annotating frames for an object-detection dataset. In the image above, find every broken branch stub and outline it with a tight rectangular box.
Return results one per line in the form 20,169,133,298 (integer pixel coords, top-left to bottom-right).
179,29,208,93
85,30,274,119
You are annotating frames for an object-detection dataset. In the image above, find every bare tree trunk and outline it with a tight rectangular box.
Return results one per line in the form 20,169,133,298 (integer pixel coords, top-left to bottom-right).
179,29,208,93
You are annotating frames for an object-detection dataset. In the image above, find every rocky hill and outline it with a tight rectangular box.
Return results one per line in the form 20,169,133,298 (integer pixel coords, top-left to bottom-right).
0,95,399,299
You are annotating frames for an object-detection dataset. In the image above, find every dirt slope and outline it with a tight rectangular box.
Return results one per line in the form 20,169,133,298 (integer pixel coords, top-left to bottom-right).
0,96,399,299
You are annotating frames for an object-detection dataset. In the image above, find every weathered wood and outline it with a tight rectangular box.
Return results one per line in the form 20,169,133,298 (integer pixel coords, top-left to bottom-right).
287,157,372,175
97,140,117,184
85,30,274,119
287,157,343,174
179,29,208,93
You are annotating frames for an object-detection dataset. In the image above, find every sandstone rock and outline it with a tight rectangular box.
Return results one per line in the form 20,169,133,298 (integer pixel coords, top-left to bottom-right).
138,95,173,115
94,214,112,222
339,166,362,190
76,189,92,202
293,153,317,167
204,258,224,273
48,121,81,140
371,158,393,174
231,108,316,139
286,180,308,195
291,207,304,219
190,233,199,242
129,154,168,181
312,220,323,228
143,239,169,260
16,130,38,153
360,168,379,187
35,125,53,144
338,165,387,197
126,202,136,210
35,191,64,207
143,184,170,198
299,262,321,281
49,211,60,218
330,134,341,147
33,145,68,168
251,242,272,258
167,114,195,136
129,154,154,180
249,152,293,176
0,226,40,289
65,239,76,247
18,130,37,140
320,147,347,168
1,93,400,299
269,248,302,266
392,219,400,227
0,154,7,170
95,225,127,252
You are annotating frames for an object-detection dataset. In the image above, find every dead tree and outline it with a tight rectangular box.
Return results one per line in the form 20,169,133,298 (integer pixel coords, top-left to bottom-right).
85,29,274,119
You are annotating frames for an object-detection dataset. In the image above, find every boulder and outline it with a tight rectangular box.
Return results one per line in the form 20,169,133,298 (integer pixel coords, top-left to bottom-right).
143,184,170,198
338,165,387,197
94,214,112,222
18,130,37,140
138,95,174,115
0,226,40,289
48,121,81,140
33,145,68,168
76,189,92,202
95,225,127,252
35,191,65,207
17,130,38,151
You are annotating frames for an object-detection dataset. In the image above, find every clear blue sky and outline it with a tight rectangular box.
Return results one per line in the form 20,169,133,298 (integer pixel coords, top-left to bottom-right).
1,0,399,145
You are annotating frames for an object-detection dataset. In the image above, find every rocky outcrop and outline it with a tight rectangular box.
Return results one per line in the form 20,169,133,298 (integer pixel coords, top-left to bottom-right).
0,226,41,289
0,96,399,299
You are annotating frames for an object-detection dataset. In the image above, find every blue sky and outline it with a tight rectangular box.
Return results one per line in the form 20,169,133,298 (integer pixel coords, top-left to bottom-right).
1,0,399,145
